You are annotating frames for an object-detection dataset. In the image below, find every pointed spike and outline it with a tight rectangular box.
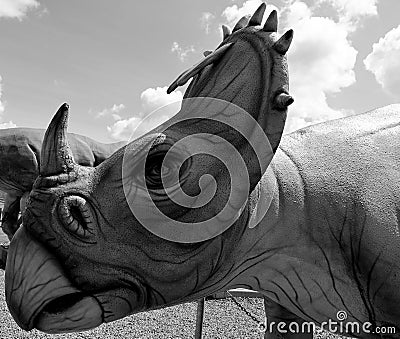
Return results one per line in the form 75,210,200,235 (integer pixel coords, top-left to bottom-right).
203,50,212,57
232,16,249,33
274,93,294,109
273,29,294,55
167,83,178,94
263,10,278,32
40,103,76,176
222,25,231,40
248,3,266,26
167,43,234,93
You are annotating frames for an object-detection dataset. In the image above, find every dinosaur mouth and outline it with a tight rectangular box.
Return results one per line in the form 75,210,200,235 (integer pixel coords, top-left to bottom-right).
4,226,139,333
34,292,102,333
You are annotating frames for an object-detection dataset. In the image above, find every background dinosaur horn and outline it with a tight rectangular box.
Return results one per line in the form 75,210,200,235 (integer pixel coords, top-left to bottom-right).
40,103,76,176
273,29,294,55
248,3,266,26
167,43,234,93
232,16,249,32
263,10,278,32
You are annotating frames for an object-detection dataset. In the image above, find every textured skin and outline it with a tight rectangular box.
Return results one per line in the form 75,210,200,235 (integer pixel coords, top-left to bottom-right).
227,104,400,336
0,127,125,239
5,6,399,339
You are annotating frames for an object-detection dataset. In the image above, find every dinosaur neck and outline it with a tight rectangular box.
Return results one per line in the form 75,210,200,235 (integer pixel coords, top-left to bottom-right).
220,152,308,291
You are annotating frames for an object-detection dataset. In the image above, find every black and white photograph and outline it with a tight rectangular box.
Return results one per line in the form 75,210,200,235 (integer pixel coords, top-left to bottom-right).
0,0,399,338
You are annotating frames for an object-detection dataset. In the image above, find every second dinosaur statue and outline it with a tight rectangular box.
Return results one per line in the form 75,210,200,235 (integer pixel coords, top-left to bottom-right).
0,127,125,268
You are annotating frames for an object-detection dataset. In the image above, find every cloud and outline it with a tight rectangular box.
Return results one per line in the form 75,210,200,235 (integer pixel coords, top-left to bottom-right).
200,12,215,34
364,24,400,98
283,3,358,132
107,86,183,141
0,0,40,19
283,88,351,133
217,0,386,134
96,103,125,118
0,76,17,129
0,76,4,115
171,42,196,62
219,0,361,133
0,121,17,129
315,0,378,30
222,0,278,27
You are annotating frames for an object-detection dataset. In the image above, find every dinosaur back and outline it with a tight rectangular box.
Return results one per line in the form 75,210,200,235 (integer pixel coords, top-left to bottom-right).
0,128,125,195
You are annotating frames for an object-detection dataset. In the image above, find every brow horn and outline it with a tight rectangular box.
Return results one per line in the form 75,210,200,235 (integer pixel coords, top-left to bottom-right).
40,103,76,176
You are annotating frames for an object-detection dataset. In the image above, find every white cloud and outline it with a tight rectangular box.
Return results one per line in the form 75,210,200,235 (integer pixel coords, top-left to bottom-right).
316,0,378,30
107,86,183,141
96,103,125,118
0,76,16,129
218,0,378,133
284,4,358,132
0,121,17,129
222,0,278,27
111,113,121,121
284,88,350,133
364,24,400,98
107,119,137,141
200,12,215,34
171,42,196,62
0,75,4,115
0,0,40,19
284,1,312,25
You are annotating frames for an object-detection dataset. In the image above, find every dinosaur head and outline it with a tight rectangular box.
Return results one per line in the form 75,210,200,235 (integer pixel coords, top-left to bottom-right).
168,3,293,152
5,4,293,334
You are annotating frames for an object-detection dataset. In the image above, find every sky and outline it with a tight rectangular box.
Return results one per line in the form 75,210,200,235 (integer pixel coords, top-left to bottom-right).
0,0,399,143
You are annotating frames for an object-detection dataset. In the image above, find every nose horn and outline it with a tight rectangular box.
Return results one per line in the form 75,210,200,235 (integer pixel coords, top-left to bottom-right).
40,103,76,176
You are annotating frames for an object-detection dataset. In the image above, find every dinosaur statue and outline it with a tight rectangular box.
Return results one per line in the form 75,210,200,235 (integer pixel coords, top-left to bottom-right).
0,128,125,268
5,4,400,338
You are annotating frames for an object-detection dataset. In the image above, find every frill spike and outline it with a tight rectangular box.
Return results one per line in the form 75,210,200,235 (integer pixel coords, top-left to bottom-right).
232,16,249,33
248,3,266,26
222,25,231,40
273,29,294,55
167,43,234,93
263,10,278,32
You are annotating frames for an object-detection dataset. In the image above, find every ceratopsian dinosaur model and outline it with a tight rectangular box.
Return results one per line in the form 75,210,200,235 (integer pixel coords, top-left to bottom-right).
5,4,400,338
0,127,125,247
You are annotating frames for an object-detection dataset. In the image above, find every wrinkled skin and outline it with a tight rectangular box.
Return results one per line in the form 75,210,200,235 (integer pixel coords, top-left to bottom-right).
5,4,400,339
0,128,125,241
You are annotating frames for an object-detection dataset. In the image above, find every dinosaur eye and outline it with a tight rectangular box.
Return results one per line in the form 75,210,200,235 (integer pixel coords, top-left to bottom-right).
145,152,176,189
58,196,95,240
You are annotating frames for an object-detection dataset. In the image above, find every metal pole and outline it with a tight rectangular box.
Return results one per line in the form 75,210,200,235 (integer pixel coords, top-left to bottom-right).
195,298,206,339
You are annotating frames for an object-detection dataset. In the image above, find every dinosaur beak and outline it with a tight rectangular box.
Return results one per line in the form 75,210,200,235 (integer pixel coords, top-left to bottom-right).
40,103,76,177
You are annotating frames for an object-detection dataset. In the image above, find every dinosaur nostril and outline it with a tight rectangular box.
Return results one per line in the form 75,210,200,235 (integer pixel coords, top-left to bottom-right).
69,205,87,228
58,196,95,240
